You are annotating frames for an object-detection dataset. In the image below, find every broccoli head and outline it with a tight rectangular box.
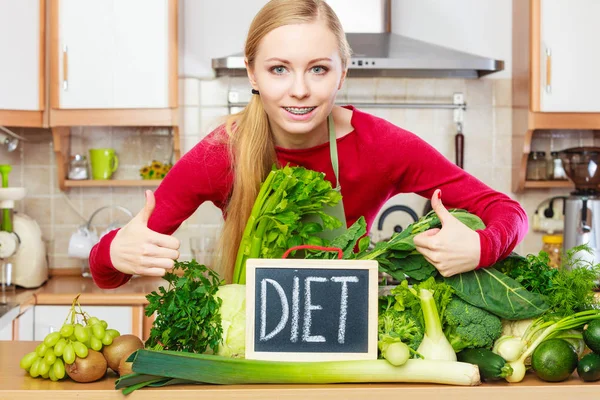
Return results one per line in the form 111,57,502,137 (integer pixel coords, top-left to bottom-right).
378,296,424,352
444,296,502,352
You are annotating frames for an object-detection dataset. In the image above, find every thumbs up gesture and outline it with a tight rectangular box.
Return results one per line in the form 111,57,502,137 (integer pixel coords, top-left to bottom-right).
109,190,180,276
413,189,481,277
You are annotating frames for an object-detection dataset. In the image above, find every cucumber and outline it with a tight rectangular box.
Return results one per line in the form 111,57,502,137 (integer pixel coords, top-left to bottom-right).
457,348,513,381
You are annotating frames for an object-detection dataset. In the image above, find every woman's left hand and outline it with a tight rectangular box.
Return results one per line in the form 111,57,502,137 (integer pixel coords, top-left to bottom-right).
413,189,481,277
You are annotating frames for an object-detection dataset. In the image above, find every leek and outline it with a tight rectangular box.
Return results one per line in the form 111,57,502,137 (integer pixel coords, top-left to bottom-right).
118,349,480,388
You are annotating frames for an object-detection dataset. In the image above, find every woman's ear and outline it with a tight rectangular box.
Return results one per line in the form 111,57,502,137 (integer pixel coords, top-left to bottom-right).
338,67,348,90
245,58,259,91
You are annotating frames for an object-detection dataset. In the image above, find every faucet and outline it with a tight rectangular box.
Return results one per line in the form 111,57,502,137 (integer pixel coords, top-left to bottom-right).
377,205,419,235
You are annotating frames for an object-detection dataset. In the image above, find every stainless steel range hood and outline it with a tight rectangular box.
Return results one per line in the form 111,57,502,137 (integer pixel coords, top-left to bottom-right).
211,1,504,79
212,32,504,79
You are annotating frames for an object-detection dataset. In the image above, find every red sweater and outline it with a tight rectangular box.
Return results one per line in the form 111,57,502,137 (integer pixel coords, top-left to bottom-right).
89,106,528,289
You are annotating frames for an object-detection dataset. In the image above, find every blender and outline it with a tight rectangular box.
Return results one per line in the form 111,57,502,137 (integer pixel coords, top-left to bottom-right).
0,165,25,292
559,147,600,274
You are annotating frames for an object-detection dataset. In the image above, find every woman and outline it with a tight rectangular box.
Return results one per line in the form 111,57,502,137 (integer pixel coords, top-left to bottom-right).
89,0,527,289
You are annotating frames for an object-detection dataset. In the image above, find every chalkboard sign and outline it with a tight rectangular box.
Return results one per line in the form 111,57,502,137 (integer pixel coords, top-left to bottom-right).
245,258,378,362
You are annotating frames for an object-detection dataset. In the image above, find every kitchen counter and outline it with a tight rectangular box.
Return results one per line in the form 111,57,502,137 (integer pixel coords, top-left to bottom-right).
1,342,600,400
34,276,166,305
0,276,165,309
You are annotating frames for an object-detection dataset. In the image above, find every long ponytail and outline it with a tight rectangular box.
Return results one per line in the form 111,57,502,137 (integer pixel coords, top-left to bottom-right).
218,96,275,282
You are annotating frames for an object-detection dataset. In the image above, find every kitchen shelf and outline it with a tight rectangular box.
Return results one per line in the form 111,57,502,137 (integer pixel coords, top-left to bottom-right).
52,126,180,191
523,180,573,189
64,179,163,188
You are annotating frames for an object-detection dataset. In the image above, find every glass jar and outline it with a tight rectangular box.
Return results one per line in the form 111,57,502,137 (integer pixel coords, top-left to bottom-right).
527,151,548,180
550,151,567,180
542,234,563,269
68,154,89,180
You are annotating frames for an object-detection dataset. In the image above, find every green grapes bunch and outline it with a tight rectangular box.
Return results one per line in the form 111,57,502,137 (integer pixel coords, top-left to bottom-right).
19,295,121,381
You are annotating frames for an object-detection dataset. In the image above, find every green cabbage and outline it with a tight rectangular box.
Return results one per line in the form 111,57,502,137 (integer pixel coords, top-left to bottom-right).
216,284,246,358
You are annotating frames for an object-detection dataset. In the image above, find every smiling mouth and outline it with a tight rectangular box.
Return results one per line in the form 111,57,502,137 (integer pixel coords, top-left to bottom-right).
283,106,316,115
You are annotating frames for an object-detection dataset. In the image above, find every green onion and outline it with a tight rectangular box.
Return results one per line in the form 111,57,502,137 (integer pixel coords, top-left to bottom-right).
120,349,480,387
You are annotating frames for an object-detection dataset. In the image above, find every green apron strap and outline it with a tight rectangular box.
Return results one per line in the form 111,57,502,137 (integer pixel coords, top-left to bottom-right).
328,114,340,190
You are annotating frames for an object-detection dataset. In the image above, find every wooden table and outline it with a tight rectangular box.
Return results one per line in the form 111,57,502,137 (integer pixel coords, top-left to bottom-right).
2,342,600,400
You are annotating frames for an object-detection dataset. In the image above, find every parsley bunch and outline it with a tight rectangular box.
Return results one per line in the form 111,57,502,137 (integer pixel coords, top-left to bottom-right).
145,260,224,353
498,244,599,317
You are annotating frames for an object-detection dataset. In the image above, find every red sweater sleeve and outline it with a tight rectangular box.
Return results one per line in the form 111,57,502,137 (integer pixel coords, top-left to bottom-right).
89,130,232,289
369,119,528,268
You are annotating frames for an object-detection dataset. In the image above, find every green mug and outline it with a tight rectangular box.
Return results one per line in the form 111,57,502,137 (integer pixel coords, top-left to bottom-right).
89,148,119,180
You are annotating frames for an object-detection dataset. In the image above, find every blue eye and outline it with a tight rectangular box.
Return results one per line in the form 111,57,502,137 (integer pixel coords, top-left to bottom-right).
311,66,329,74
271,66,287,74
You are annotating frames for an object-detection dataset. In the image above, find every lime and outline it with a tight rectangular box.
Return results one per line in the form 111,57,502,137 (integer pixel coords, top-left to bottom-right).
531,339,578,382
577,353,600,382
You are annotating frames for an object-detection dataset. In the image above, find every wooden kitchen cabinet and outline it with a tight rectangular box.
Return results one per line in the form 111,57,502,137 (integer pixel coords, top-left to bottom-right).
512,0,600,192
49,0,178,126
0,0,46,127
47,0,181,190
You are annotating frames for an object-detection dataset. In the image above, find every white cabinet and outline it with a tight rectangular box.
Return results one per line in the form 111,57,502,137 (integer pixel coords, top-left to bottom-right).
33,305,133,340
540,0,600,112
0,0,42,111
0,320,12,340
57,0,170,109
16,307,35,341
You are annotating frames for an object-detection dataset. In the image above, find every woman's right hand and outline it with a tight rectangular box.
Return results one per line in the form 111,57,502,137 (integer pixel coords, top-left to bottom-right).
109,190,180,276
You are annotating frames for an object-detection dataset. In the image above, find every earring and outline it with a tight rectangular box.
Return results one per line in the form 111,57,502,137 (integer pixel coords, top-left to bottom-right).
251,89,260,95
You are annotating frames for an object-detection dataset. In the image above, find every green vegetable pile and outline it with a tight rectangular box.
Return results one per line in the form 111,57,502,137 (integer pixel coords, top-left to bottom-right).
121,165,600,393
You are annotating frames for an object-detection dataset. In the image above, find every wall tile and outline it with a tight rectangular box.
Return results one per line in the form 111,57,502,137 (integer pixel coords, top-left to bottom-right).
491,166,513,194
466,79,493,106
53,226,77,256
0,146,22,165
345,78,377,103
23,197,52,225
494,79,512,107
463,106,494,138
375,78,407,103
494,135,512,167
182,135,201,154
403,109,435,140
182,77,200,106
464,135,494,168
228,77,253,104
22,140,52,165
53,192,85,226
434,79,466,100
82,196,113,227
200,107,229,135
182,106,201,135
200,77,230,106
406,79,436,102
494,107,512,137
23,166,51,196
112,128,143,165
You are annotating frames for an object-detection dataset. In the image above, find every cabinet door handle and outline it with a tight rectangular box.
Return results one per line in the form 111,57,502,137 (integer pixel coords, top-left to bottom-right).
62,45,69,91
545,47,552,94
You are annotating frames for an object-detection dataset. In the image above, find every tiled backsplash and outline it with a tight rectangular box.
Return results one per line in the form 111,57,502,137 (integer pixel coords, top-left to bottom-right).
0,76,570,271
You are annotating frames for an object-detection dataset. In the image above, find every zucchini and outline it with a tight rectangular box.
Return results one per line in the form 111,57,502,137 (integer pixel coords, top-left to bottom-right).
457,348,513,381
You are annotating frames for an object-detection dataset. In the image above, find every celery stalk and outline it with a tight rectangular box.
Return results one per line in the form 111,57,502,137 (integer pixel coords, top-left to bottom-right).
232,169,277,284
123,349,480,386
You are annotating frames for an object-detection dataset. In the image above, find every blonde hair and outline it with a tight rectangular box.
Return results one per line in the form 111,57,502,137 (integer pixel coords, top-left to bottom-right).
217,0,351,282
